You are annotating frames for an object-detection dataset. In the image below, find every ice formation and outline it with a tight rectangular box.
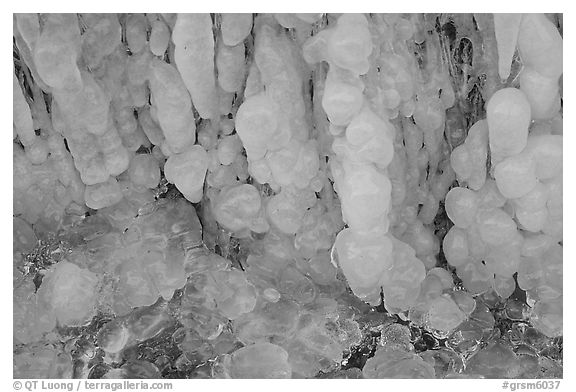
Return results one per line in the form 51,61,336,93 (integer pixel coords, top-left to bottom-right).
13,13,562,379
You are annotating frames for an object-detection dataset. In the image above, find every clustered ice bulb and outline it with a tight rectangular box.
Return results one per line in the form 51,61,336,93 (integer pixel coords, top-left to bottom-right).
13,13,562,379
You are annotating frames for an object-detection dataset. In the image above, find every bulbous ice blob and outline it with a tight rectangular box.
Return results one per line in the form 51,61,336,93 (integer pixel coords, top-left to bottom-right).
484,231,523,276
266,193,304,235
217,134,243,166
402,221,439,263
54,71,111,136
383,238,426,311
235,92,283,160
334,228,394,303
531,297,562,338
413,96,445,132
513,181,548,211
457,260,492,295
149,19,170,56
13,216,37,254
277,266,316,304
450,144,472,182
487,88,531,162
494,153,538,199
450,291,476,316
266,139,320,189
476,179,507,209
148,60,196,152
521,233,554,258
173,13,217,119
157,111,197,156
84,177,124,209
443,226,469,267
327,14,373,75
220,13,253,47
465,342,518,378
341,105,394,168
38,261,98,326
445,187,479,229
493,275,516,299
33,13,82,91
13,346,72,379
518,13,563,79
216,42,246,93
542,177,562,238
363,347,435,379
522,134,562,180
476,207,518,246
224,343,292,378
463,119,489,190
213,184,262,232
516,206,548,233
164,145,208,203
208,270,257,320
520,68,561,120
15,13,40,52
128,154,160,189
26,138,50,165
332,161,391,231
426,295,466,332
322,68,364,126
126,14,148,54
302,29,330,65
